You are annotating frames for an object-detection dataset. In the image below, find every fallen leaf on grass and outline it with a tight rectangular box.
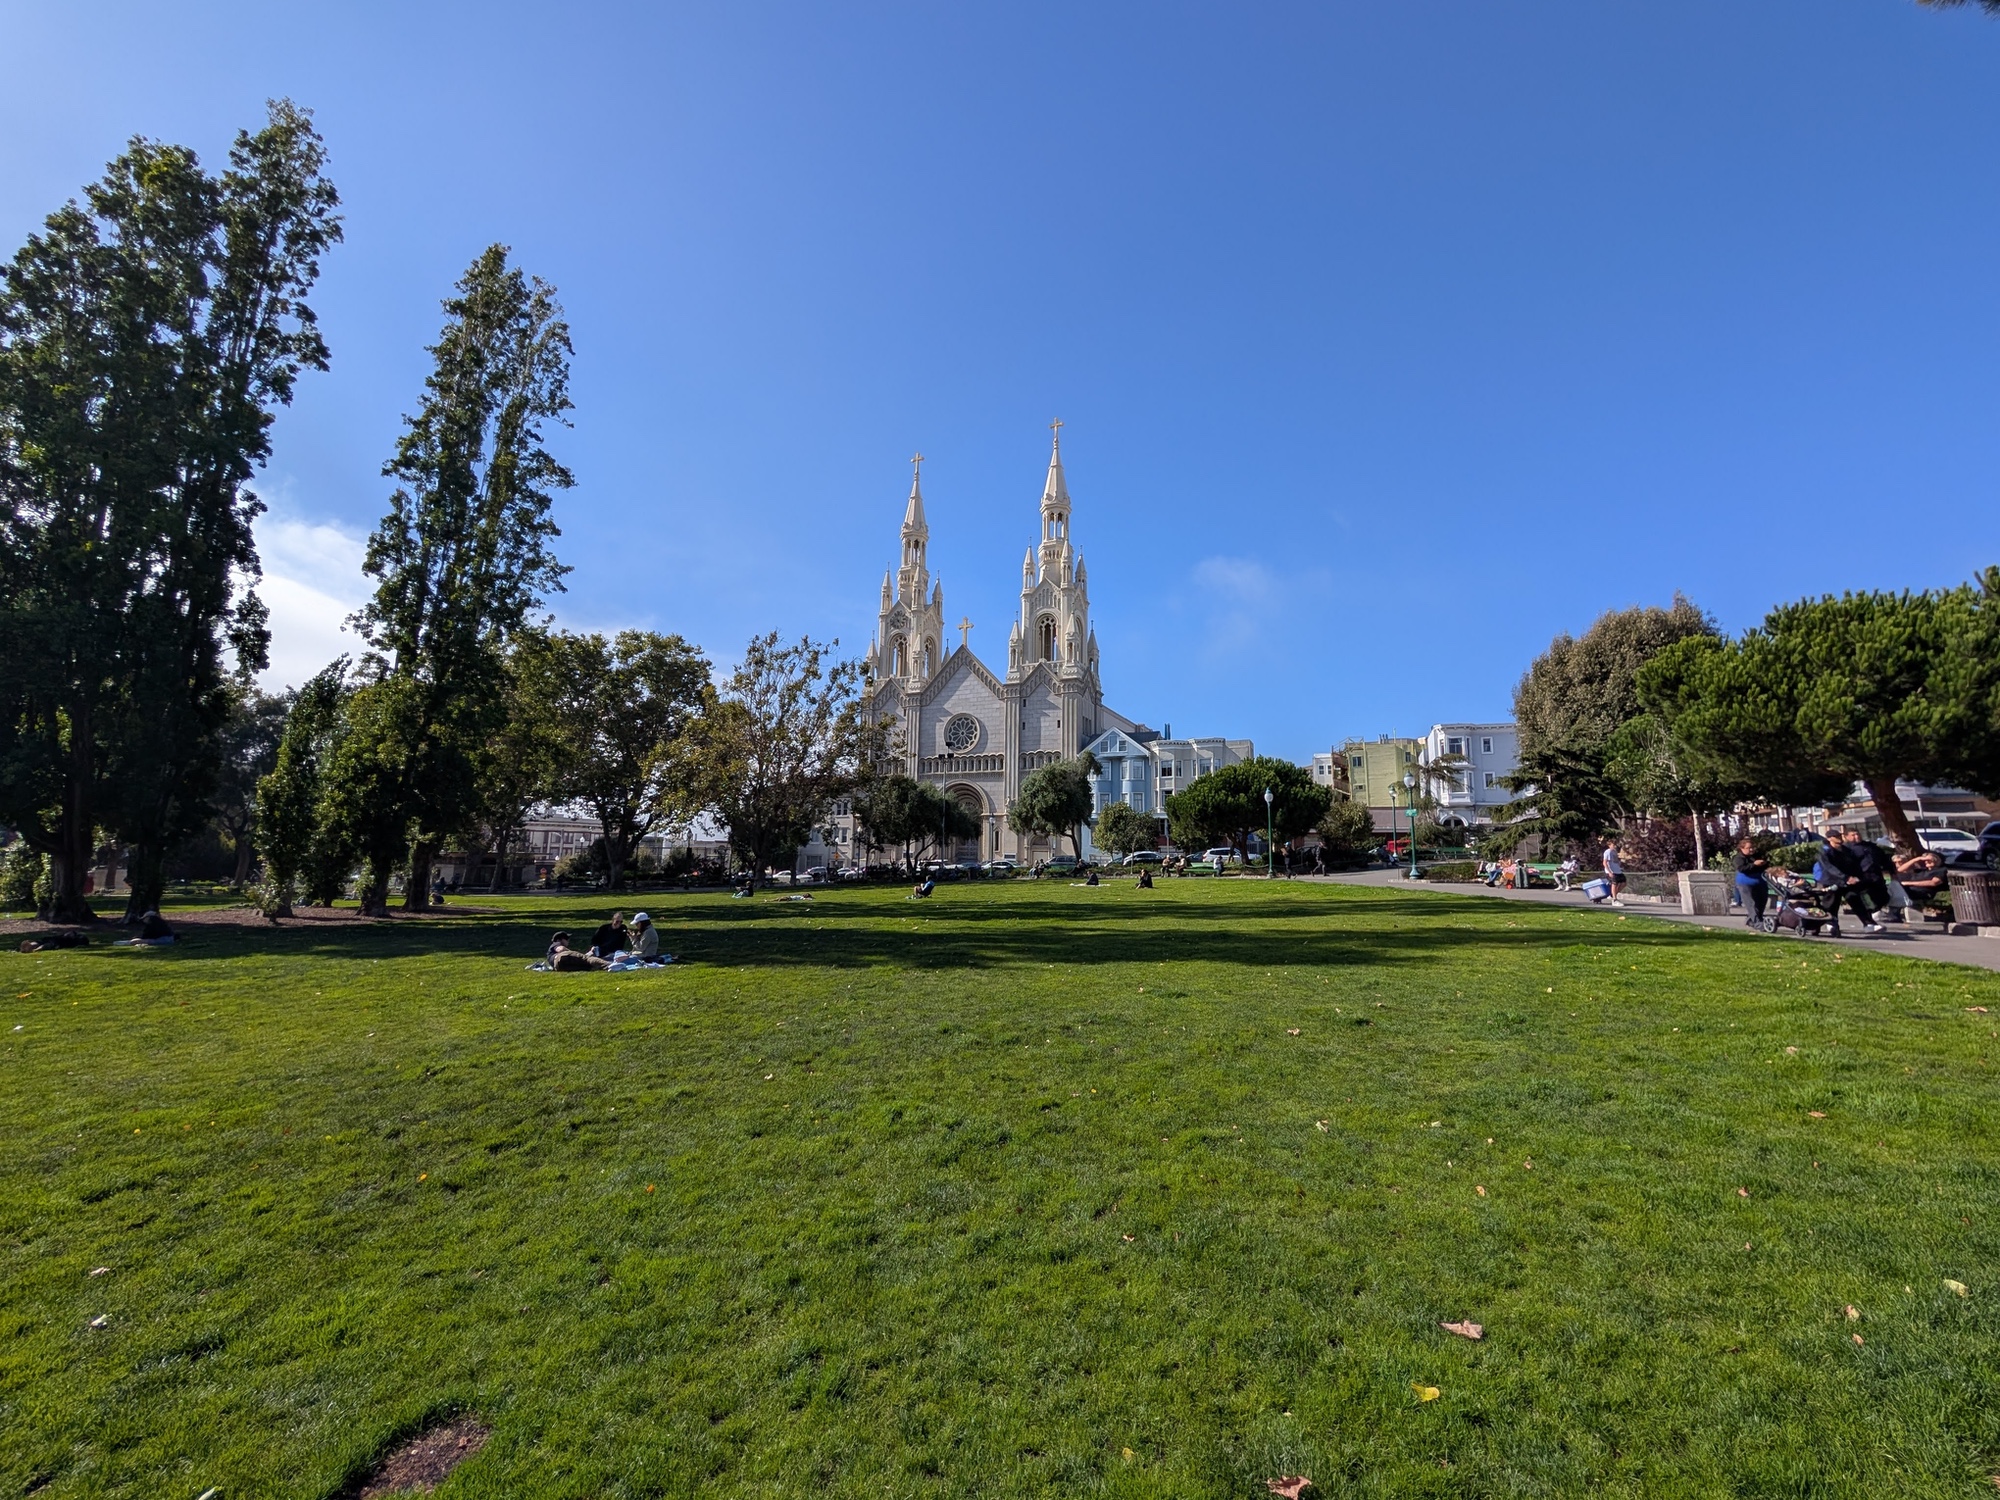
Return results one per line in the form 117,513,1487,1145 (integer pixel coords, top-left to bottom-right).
1121,1233,1136,1242
1265,1480,1312,1499
1287,1028,1301,1036
1853,1333,1864,1345
1316,1121,1328,1132
1121,1447,1135,1463
88,1315,108,1328
1440,1320,1483,1340
1413,1383,1441,1402
1968,1007,1990,1015
1785,1046,1799,1055
645,1184,655,1193
1808,1111,1826,1119
1475,1185,1487,1197
1737,1187,1750,1198
1845,1305,1860,1321
1946,1279,1970,1297
88,1267,108,1277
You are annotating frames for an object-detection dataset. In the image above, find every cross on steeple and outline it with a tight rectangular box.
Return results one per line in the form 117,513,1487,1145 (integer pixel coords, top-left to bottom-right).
958,616,974,647
910,451,925,475
1048,418,1062,443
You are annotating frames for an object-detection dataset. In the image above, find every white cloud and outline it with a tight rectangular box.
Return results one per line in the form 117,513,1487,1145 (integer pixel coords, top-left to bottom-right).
1189,554,1281,659
251,510,370,691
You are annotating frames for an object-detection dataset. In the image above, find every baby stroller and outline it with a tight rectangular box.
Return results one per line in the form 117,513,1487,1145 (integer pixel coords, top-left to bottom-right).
1763,870,1843,937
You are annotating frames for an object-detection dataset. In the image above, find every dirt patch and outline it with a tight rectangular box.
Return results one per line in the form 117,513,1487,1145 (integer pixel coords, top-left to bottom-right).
349,1416,491,1496
0,904,511,938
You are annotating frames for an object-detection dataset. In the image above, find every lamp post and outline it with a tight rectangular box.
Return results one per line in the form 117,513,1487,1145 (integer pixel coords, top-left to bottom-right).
1264,786,1275,879
1403,771,1419,880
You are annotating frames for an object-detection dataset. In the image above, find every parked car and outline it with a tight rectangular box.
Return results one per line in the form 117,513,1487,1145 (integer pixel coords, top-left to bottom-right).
1916,827,1985,866
1978,822,2000,864
1122,850,1163,866
983,857,1020,872
1041,854,1080,874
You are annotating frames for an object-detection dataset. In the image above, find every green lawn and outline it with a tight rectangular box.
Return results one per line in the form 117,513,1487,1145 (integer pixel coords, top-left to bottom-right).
6,881,2000,1498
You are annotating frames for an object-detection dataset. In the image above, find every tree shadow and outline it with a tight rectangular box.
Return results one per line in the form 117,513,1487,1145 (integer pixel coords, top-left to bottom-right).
110,884,1723,976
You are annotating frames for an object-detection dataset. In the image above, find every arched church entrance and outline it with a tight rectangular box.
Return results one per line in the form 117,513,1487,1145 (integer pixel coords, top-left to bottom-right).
944,783,987,864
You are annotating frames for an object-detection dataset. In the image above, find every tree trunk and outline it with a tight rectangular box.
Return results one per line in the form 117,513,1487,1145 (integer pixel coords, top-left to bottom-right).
404,841,435,911
50,730,97,922
123,844,166,923
1863,774,1922,855
232,832,255,888
357,862,392,917
1690,808,1706,869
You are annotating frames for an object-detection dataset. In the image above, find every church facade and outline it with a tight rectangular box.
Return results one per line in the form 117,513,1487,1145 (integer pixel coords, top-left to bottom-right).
859,427,1146,862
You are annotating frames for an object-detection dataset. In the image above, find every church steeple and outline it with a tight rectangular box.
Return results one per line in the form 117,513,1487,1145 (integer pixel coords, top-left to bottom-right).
879,451,945,687
1014,420,1092,687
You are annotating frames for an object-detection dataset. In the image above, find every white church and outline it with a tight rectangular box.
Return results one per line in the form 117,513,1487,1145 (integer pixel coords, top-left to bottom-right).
836,426,1252,867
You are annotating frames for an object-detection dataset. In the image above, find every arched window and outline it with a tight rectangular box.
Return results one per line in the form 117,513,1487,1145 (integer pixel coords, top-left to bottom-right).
892,636,907,677
922,638,936,678
1038,615,1057,661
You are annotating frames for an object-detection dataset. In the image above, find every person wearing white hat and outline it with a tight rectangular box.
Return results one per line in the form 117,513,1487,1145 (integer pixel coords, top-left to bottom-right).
630,912,659,960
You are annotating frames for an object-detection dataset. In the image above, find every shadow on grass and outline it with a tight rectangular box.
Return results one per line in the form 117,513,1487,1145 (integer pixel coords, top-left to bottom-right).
105,884,1725,976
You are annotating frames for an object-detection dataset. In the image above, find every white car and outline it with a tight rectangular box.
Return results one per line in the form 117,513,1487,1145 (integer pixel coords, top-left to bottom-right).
1201,847,1241,865
1916,827,1984,864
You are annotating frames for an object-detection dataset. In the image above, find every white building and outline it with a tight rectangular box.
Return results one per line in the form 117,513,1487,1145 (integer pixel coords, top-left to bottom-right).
857,429,1145,862
1422,722,1520,827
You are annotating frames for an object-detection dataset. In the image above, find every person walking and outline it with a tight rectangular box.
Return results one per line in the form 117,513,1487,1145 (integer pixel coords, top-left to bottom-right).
1815,834,1881,936
1732,837,1771,927
1601,839,1628,907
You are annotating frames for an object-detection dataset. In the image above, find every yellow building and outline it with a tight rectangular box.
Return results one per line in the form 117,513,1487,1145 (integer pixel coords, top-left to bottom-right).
1335,735,1424,832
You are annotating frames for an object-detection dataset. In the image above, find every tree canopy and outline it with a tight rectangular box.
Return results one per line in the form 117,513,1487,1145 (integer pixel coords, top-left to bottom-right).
1008,754,1099,858
1091,799,1155,858
693,634,867,882
1636,578,2000,853
346,244,573,909
1165,756,1329,864
0,101,340,919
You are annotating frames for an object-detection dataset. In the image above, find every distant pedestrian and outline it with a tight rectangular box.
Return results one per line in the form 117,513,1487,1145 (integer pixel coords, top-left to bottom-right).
1601,840,1627,907
1842,829,1896,922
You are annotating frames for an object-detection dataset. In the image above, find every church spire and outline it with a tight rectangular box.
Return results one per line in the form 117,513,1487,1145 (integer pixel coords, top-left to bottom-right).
1040,420,1069,510
902,451,928,538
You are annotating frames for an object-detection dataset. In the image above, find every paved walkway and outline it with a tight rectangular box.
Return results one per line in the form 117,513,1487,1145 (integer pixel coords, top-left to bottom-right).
1294,866,2000,974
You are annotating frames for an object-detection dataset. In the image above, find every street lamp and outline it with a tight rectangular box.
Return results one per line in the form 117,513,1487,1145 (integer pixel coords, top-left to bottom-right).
1264,786,1275,879
1402,771,1419,880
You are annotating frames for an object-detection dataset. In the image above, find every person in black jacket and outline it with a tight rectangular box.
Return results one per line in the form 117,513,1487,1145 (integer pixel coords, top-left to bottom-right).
1815,835,1881,936
1842,829,1897,922
1732,837,1770,926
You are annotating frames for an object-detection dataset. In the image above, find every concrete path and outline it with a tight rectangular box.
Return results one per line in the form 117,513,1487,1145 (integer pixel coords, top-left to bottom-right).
1290,866,2000,975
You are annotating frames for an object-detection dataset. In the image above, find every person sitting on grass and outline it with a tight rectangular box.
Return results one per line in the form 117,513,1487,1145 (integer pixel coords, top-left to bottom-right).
1084,869,1100,887
589,912,629,960
1137,868,1154,889
629,912,659,959
120,910,175,946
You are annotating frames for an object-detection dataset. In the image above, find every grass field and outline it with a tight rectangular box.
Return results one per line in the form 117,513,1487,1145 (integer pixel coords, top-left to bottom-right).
6,879,2000,1498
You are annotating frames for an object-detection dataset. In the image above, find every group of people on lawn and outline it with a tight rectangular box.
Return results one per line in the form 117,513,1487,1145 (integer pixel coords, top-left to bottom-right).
544,910,660,971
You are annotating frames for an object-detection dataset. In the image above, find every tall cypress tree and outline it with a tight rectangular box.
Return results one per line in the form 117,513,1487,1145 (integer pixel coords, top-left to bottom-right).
347,245,573,911
0,102,340,920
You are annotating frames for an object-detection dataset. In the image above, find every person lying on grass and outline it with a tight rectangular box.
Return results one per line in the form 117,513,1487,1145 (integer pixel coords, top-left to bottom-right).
545,931,608,972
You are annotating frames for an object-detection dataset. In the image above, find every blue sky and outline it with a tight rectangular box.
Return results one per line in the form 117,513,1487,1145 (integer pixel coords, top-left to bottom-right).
4,1,1997,760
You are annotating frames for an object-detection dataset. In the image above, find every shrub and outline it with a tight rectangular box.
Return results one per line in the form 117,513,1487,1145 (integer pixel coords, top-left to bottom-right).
1317,800,1378,867
1,846,46,911
1424,860,1481,882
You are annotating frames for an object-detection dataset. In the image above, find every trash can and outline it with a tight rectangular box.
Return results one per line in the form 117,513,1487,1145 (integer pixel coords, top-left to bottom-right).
1947,869,2000,927
1679,870,1731,917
